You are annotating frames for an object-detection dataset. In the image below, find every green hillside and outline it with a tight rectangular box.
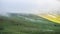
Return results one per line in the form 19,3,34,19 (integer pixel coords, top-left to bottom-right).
0,13,60,34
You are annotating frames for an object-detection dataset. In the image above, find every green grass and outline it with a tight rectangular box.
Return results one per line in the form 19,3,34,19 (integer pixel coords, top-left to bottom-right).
0,14,60,34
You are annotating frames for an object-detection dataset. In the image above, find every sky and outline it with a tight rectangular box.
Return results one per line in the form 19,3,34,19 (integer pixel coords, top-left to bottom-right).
0,0,60,15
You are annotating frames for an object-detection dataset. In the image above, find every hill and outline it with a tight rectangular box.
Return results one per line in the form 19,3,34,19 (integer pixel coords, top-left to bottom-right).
0,13,60,34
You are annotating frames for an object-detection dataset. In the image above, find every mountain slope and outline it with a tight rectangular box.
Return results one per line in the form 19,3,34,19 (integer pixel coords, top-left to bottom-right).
38,14,60,23
0,13,60,34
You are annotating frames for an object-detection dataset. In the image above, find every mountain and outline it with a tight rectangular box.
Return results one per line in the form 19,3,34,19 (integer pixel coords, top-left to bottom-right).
0,13,60,34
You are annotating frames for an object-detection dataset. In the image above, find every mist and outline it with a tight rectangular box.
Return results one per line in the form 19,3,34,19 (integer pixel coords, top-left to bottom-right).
0,0,60,15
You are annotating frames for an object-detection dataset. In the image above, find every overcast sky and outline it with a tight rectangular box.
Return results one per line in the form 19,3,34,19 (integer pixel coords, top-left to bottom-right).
0,0,60,14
